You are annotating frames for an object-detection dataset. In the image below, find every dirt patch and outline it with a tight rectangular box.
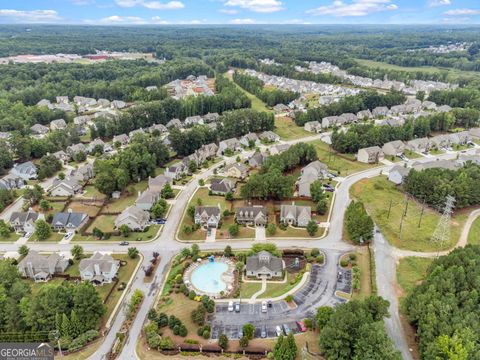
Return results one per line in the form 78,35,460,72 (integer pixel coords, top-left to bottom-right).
400,313,420,360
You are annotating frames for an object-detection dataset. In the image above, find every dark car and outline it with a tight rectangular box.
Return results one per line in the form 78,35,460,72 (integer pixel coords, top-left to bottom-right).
119,241,129,246
235,303,240,313
322,184,335,192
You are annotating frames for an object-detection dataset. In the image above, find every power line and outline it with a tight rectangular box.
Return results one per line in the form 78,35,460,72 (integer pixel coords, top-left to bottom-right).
431,195,455,247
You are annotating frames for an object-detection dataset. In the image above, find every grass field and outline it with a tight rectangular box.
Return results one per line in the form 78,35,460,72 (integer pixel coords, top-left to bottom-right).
350,247,372,300
396,257,434,296
80,186,107,200
29,232,64,243
355,58,480,82
311,140,375,176
350,176,467,251
239,281,263,298
74,224,159,242
86,215,116,233
274,117,311,140
467,217,480,245
224,71,272,113
102,181,148,213
0,232,21,242
259,272,302,299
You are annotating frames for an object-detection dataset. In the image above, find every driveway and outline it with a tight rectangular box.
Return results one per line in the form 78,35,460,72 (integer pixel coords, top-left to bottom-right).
255,226,266,241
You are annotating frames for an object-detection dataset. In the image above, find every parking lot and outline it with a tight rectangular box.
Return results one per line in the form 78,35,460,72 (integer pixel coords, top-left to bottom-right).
335,267,352,295
209,255,347,339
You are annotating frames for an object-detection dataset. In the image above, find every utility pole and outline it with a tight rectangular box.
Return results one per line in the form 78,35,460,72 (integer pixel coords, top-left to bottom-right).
387,199,393,219
431,195,455,248
418,200,425,228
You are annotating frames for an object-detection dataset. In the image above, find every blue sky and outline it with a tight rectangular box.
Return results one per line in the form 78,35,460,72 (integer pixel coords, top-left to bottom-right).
0,0,479,25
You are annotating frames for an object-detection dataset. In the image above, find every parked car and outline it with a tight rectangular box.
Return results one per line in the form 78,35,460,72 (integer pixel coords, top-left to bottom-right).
261,325,267,338
261,301,267,313
152,219,166,224
238,327,243,338
268,300,272,308
119,241,129,246
322,184,335,192
296,321,307,332
235,303,240,313
282,324,290,335
228,301,234,312
275,326,283,337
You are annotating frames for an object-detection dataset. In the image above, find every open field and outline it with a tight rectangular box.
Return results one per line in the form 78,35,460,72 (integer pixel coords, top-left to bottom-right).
355,58,480,82
311,140,375,176
274,116,311,140
468,217,480,245
350,176,467,251
74,224,159,242
350,247,373,300
396,257,433,296
102,181,148,213
86,214,116,233
224,71,271,113
66,201,102,217
259,272,301,299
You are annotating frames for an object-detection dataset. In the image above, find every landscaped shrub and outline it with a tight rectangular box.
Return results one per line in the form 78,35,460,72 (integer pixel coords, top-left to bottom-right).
188,290,196,300
67,330,99,352
340,259,349,267
185,339,199,344
349,253,357,261
218,334,229,350
202,330,210,339
191,305,206,326
157,312,168,328
173,324,180,336
310,248,320,257
179,325,188,337
159,336,174,350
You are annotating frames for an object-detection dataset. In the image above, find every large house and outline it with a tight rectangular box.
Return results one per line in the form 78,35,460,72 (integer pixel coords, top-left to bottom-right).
357,146,384,164
67,143,86,157
270,144,290,155
135,190,160,211
52,211,88,232
68,163,95,182
30,124,49,136
9,211,43,234
210,178,236,196
115,206,150,231
50,177,82,197
248,152,267,168
148,175,172,193
225,163,249,179
259,131,280,143
239,133,260,147
0,174,24,190
235,206,268,227
165,163,187,180
280,205,311,227
382,140,405,157
297,161,328,197
194,206,221,228
407,138,430,153
388,165,411,185
304,121,321,133
217,138,241,156
79,252,119,285
18,251,69,282
10,162,38,180
50,119,67,131
246,251,283,279
113,134,130,147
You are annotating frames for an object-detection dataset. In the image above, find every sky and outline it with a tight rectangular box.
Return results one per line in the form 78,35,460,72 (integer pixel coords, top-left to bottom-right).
0,0,479,25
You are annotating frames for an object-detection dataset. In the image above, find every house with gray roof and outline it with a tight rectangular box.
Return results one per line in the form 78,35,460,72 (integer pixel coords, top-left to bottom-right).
372,106,389,118
165,163,187,180
280,204,311,227
87,138,105,153
382,140,405,157
50,177,82,197
240,133,260,147
210,178,236,196
148,175,172,193
388,165,411,185
406,137,430,153
270,144,290,155
194,206,221,228
52,150,70,165
52,211,88,232
113,134,130,146
259,131,280,143
10,162,37,180
304,121,321,133
235,206,267,227
203,112,220,123
0,174,24,190
166,118,183,128
111,100,126,109
357,109,373,120
9,210,44,234
18,251,69,282
30,123,49,136
184,115,203,126
135,189,160,211
357,146,384,164
67,143,86,157
50,118,67,131
246,251,283,279
115,206,150,231
217,138,241,156
297,161,328,197
69,164,95,182
248,151,267,168
79,252,119,285
225,162,249,179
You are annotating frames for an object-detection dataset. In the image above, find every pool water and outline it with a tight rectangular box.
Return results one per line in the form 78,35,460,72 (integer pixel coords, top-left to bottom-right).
191,261,228,294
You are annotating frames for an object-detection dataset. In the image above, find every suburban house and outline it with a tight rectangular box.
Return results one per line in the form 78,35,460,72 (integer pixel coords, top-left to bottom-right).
148,175,172,193
246,251,283,279
50,177,82,197
115,206,150,231
210,178,236,196
248,152,267,168
166,118,183,128
79,252,119,285
280,205,312,227
113,134,130,146
69,163,95,182
135,189,160,211
304,121,321,133
10,162,38,180
259,131,280,143
111,100,126,109
184,115,203,126
67,143,86,157
73,115,91,127
129,128,145,139
0,174,24,190
382,140,405,157
18,251,69,282
30,123,49,136
357,109,372,120
449,131,470,145
412,159,463,172
388,165,411,185
429,134,450,150
468,127,480,139
240,133,260,147
217,138,241,156
194,206,221,228
87,138,105,153
203,112,220,123
296,161,328,197
270,144,291,155
52,211,88,232
235,206,268,227
225,163,249,179
52,150,70,164
9,210,44,234
50,118,67,130
372,106,389,118
321,116,340,128
357,146,385,164
148,124,168,133
407,138,430,153
165,163,187,180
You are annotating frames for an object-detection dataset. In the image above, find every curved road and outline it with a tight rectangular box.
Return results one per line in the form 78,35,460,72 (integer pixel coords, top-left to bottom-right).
0,139,478,360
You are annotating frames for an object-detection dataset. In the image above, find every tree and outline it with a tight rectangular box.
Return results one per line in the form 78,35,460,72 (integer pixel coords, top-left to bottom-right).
151,199,168,219
239,336,249,348
39,200,50,212
73,282,105,333
61,313,71,338
191,244,199,257
266,223,276,236
272,333,297,360
218,333,228,350
128,247,139,259
224,245,232,257
69,310,81,339
345,201,374,244
18,245,29,256
198,179,205,186
316,198,328,215
0,219,11,238
188,160,197,174
160,183,174,199
310,180,325,202
316,306,334,328
228,223,239,237
242,323,255,340
119,224,131,237
71,245,84,260
225,191,233,201
92,227,104,239
34,219,51,241
306,220,318,236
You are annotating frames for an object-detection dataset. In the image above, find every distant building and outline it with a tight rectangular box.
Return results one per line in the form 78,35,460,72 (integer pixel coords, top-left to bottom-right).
10,162,37,180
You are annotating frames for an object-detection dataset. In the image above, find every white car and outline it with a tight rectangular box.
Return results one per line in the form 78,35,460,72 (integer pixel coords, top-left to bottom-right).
261,301,267,313
228,301,234,312
275,325,283,337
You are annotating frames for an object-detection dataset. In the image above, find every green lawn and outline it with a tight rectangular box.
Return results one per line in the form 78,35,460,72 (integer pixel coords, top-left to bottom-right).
239,281,263,298
311,140,375,176
224,71,271,113
467,217,480,245
80,186,107,200
29,232,64,243
87,215,116,233
350,247,373,300
259,272,301,299
274,117,311,140
429,149,444,155
102,181,148,213
350,176,467,251
397,257,434,295
404,150,422,160
0,232,21,242
74,225,160,242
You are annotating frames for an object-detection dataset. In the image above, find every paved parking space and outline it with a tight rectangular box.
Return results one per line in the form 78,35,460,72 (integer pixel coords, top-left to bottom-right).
336,267,352,294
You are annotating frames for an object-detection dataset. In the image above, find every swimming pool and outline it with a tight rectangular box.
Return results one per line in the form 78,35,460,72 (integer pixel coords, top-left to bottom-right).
191,261,228,294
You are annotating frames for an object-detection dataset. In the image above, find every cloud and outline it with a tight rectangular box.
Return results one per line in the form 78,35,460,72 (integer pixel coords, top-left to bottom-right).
0,9,62,23
230,18,257,24
444,8,480,16
224,0,284,13
427,0,451,7
115,0,184,10
71,0,96,5
307,0,399,17
220,9,239,14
